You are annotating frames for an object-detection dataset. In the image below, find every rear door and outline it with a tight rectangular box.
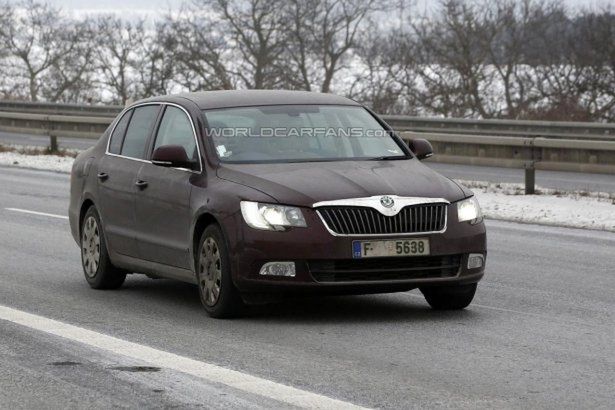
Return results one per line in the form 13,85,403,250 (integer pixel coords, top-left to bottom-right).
134,105,201,269
97,104,161,257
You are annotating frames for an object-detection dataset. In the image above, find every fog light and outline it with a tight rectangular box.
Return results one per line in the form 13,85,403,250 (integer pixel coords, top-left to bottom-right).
467,254,484,269
259,262,296,277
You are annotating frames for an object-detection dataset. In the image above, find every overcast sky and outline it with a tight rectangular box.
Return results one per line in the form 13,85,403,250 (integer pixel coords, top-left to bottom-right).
47,0,615,18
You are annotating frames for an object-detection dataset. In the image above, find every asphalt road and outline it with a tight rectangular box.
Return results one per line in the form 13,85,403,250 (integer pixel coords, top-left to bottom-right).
0,165,614,409
2,131,614,194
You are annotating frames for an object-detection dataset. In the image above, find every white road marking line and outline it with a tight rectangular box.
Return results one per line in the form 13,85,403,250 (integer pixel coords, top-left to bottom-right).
0,304,367,410
5,208,68,220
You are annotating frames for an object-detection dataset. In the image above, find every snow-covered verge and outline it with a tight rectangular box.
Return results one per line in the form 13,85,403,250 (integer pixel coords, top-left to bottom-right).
0,151,74,173
1,152,613,232
459,180,615,232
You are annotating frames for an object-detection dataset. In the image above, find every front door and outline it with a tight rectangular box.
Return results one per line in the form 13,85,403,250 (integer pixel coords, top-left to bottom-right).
134,105,200,269
134,164,193,268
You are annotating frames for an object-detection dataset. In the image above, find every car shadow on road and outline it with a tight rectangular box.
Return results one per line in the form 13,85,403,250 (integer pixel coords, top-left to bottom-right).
244,294,479,324
118,277,478,324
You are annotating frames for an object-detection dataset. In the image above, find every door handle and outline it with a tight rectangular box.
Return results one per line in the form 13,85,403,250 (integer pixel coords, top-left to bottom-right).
135,180,148,189
97,172,109,181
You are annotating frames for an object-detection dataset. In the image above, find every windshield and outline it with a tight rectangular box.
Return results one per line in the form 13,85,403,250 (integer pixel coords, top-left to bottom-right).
202,105,408,163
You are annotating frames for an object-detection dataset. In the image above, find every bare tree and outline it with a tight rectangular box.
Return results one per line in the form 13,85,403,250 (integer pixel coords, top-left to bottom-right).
481,0,544,118
410,1,489,117
569,8,615,121
43,19,96,102
284,0,380,93
0,0,94,102
162,7,234,91
0,3,10,53
282,0,316,90
0,3,12,97
94,15,146,105
0,0,612,121
348,28,408,114
526,3,592,120
202,0,288,89
134,21,177,97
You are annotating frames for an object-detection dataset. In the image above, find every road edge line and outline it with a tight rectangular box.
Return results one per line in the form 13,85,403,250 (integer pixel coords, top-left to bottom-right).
0,304,368,410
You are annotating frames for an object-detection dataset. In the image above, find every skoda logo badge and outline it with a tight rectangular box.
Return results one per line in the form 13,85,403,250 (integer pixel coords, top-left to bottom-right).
380,196,394,208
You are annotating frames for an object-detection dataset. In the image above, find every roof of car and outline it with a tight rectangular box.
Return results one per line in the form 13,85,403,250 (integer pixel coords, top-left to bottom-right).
172,90,361,110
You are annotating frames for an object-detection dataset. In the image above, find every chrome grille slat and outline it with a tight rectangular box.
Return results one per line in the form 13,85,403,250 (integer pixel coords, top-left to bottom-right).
362,208,373,234
326,209,341,233
343,209,354,234
420,206,424,231
340,209,352,233
318,204,447,235
352,210,361,234
429,206,433,231
376,211,383,233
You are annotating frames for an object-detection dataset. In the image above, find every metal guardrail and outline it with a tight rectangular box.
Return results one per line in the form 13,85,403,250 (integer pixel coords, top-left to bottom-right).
0,111,112,150
400,131,615,193
1,101,614,194
383,115,615,141
0,100,122,117
2,100,614,140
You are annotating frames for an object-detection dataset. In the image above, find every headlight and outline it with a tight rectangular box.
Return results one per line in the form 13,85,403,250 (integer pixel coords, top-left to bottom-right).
240,201,307,231
457,196,483,224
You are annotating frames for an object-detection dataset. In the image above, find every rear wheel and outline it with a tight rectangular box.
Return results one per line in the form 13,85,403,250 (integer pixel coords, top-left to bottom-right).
196,224,244,318
420,283,477,310
81,206,126,289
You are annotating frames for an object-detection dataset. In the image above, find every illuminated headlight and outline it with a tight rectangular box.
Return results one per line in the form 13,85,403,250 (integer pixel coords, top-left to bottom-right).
240,201,307,231
457,196,483,224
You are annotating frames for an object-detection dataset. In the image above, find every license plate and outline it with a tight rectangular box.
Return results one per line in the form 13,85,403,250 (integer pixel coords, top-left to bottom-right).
352,238,430,258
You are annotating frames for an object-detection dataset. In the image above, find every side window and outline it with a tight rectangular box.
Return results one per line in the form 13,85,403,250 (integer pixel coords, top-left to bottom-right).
154,106,197,161
120,105,160,159
108,110,132,154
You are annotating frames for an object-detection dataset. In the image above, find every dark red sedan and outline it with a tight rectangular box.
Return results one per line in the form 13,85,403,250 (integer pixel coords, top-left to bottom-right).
69,90,486,318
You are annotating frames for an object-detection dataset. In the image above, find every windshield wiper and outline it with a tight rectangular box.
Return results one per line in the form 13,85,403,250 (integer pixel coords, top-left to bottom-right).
368,155,409,161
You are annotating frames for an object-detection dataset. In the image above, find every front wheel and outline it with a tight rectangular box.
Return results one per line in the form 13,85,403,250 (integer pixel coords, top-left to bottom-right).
420,283,477,310
196,224,244,318
81,206,126,289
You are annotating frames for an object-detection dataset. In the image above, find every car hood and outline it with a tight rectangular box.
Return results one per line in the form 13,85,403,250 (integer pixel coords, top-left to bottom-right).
217,159,468,207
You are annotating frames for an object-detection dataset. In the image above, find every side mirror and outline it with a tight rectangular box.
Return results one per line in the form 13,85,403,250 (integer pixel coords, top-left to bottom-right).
151,145,194,169
408,138,433,160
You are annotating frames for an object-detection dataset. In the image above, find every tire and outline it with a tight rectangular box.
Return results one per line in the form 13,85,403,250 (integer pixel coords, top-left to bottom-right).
420,283,477,310
80,206,126,290
196,224,244,318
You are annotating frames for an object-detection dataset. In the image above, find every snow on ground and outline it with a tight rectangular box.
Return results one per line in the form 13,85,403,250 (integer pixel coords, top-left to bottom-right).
0,151,74,173
470,187,615,232
1,152,613,232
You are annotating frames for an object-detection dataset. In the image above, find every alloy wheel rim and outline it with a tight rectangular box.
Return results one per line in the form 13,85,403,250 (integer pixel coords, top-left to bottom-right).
199,237,222,307
82,216,100,278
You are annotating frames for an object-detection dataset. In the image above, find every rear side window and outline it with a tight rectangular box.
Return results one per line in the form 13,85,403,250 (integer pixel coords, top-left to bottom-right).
154,106,197,161
108,110,132,154
120,105,160,159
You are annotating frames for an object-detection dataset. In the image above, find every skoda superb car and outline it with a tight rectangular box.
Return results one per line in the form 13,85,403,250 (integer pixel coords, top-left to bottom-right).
69,90,486,318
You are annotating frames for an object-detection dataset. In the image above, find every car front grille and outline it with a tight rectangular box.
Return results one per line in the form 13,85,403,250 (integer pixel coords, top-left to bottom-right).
308,254,461,283
316,203,447,235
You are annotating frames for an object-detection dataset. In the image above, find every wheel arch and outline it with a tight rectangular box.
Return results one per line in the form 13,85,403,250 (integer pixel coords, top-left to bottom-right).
79,198,96,236
191,211,222,271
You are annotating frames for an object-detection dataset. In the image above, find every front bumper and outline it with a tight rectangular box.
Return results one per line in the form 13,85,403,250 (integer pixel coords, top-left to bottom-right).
224,206,486,294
